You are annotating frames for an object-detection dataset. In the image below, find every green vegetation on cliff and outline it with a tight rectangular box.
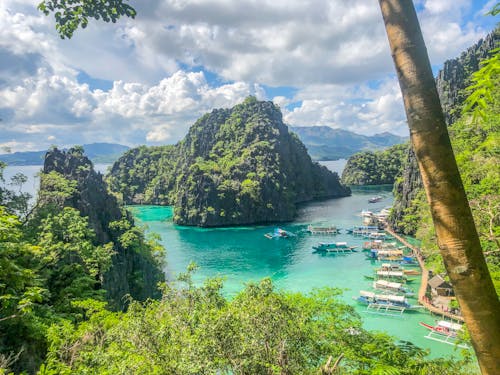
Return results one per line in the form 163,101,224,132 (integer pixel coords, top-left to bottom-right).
393,78,500,293
0,149,164,373
341,143,407,185
108,97,350,227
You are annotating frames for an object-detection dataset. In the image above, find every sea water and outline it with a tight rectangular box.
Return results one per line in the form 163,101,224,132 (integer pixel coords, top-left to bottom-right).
130,187,466,359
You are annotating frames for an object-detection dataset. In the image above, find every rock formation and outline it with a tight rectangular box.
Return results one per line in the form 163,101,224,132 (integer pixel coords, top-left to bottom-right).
389,28,499,233
109,97,351,227
41,147,164,308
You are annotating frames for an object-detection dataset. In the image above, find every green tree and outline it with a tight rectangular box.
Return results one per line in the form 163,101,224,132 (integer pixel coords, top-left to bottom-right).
38,0,136,39
41,274,473,374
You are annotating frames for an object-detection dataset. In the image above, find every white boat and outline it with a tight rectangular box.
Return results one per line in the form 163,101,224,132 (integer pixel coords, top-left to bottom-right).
306,224,339,235
313,241,356,253
373,280,414,296
419,321,469,348
354,290,422,316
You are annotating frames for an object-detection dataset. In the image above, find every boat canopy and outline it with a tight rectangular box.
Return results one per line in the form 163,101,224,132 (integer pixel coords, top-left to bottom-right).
438,321,463,331
374,280,403,289
359,290,406,303
377,271,404,277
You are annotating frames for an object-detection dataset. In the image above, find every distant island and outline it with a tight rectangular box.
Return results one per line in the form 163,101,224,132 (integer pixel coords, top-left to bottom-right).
108,97,351,227
290,126,408,160
0,143,130,165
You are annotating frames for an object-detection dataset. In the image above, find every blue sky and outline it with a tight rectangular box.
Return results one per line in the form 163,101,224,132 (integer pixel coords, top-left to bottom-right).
0,0,497,152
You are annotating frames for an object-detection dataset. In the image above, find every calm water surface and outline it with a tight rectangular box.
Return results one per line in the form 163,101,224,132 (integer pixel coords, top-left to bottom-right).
130,186,464,359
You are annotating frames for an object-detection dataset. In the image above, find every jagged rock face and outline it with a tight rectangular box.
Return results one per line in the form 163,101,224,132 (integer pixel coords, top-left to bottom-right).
109,98,351,227
389,28,499,233
42,148,163,308
388,147,422,234
436,29,499,126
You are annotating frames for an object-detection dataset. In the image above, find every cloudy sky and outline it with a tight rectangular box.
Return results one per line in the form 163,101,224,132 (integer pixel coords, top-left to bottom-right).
0,0,497,152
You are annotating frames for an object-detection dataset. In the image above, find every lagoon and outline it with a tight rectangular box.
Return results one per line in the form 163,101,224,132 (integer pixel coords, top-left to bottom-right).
130,186,463,359
3,163,465,359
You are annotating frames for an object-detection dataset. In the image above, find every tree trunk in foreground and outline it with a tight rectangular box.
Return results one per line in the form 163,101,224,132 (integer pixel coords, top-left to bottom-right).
378,1,500,373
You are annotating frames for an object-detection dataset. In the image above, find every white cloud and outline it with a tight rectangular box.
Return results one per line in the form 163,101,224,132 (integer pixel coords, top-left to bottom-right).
0,68,263,151
0,0,495,151
283,79,408,136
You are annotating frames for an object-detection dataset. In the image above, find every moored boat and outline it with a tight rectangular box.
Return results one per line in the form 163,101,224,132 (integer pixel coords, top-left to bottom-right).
366,249,404,261
373,280,415,296
376,263,421,276
306,224,339,235
313,241,357,253
354,290,422,315
264,227,295,239
419,321,469,348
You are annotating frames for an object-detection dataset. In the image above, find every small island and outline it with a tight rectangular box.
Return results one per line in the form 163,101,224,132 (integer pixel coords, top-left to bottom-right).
108,97,351,226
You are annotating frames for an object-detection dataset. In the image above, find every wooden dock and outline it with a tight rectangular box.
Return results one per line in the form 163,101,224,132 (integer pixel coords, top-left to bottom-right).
384,227,464,322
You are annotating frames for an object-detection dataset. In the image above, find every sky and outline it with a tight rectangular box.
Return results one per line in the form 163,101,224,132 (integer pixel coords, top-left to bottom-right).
0,0,498,152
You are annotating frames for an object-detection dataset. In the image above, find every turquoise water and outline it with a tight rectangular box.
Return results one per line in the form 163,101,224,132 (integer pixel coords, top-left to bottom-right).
130,187,466,359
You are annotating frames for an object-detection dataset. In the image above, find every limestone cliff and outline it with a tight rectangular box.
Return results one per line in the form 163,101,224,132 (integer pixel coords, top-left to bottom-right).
108,97,351,227
389,28,499,234
41,147,164,309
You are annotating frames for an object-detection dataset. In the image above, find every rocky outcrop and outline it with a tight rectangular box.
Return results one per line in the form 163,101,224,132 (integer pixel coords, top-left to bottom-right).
436,28,499,126
389,28,499,233
341,143,407,186
41,147,164,309
109,97,351,227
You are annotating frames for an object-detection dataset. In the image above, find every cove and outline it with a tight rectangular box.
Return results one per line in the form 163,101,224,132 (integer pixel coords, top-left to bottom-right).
130,185,466,359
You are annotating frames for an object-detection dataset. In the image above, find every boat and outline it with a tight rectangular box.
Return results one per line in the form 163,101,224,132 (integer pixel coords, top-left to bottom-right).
361,210,376,225
312,241,357,253
376,263,421,276
372,280,415,296
367,232,387,240
366,249,404,261
364,270,416,283
368,195,383,203
306,224,339,235
419,321,469,348
347,225,378,234
264,227,295,239
354,291,422,315
399,256,420,267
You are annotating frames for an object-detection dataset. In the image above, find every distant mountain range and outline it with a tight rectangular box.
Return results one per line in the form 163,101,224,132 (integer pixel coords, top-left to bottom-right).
0,143,130,166
289,126,408,160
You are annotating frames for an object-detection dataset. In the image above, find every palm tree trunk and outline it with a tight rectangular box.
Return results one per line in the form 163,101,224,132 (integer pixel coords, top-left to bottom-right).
378,1,500,373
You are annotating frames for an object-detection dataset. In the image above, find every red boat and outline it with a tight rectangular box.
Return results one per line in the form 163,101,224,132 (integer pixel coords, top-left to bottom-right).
419,320,469,348
419,320,461,337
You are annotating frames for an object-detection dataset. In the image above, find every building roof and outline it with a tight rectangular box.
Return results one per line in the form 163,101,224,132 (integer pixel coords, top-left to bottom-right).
428,274,452,289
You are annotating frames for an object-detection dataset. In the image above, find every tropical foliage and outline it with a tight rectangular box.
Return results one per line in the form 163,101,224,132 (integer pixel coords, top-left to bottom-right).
341,143,407,185
40,272,474,375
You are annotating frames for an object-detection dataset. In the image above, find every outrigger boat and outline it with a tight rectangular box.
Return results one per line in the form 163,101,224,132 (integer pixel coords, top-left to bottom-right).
373,280,415,296
264,227,295,239
367,232,388,240
366,249,404,261
419,321,469,348
354,290,422,316
399,256,420,267
306,224,339,235
312,241,357,253
364,270,417,283
346,225,378,234
368,195,383,203
376,263,421,276
362,240,398,251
